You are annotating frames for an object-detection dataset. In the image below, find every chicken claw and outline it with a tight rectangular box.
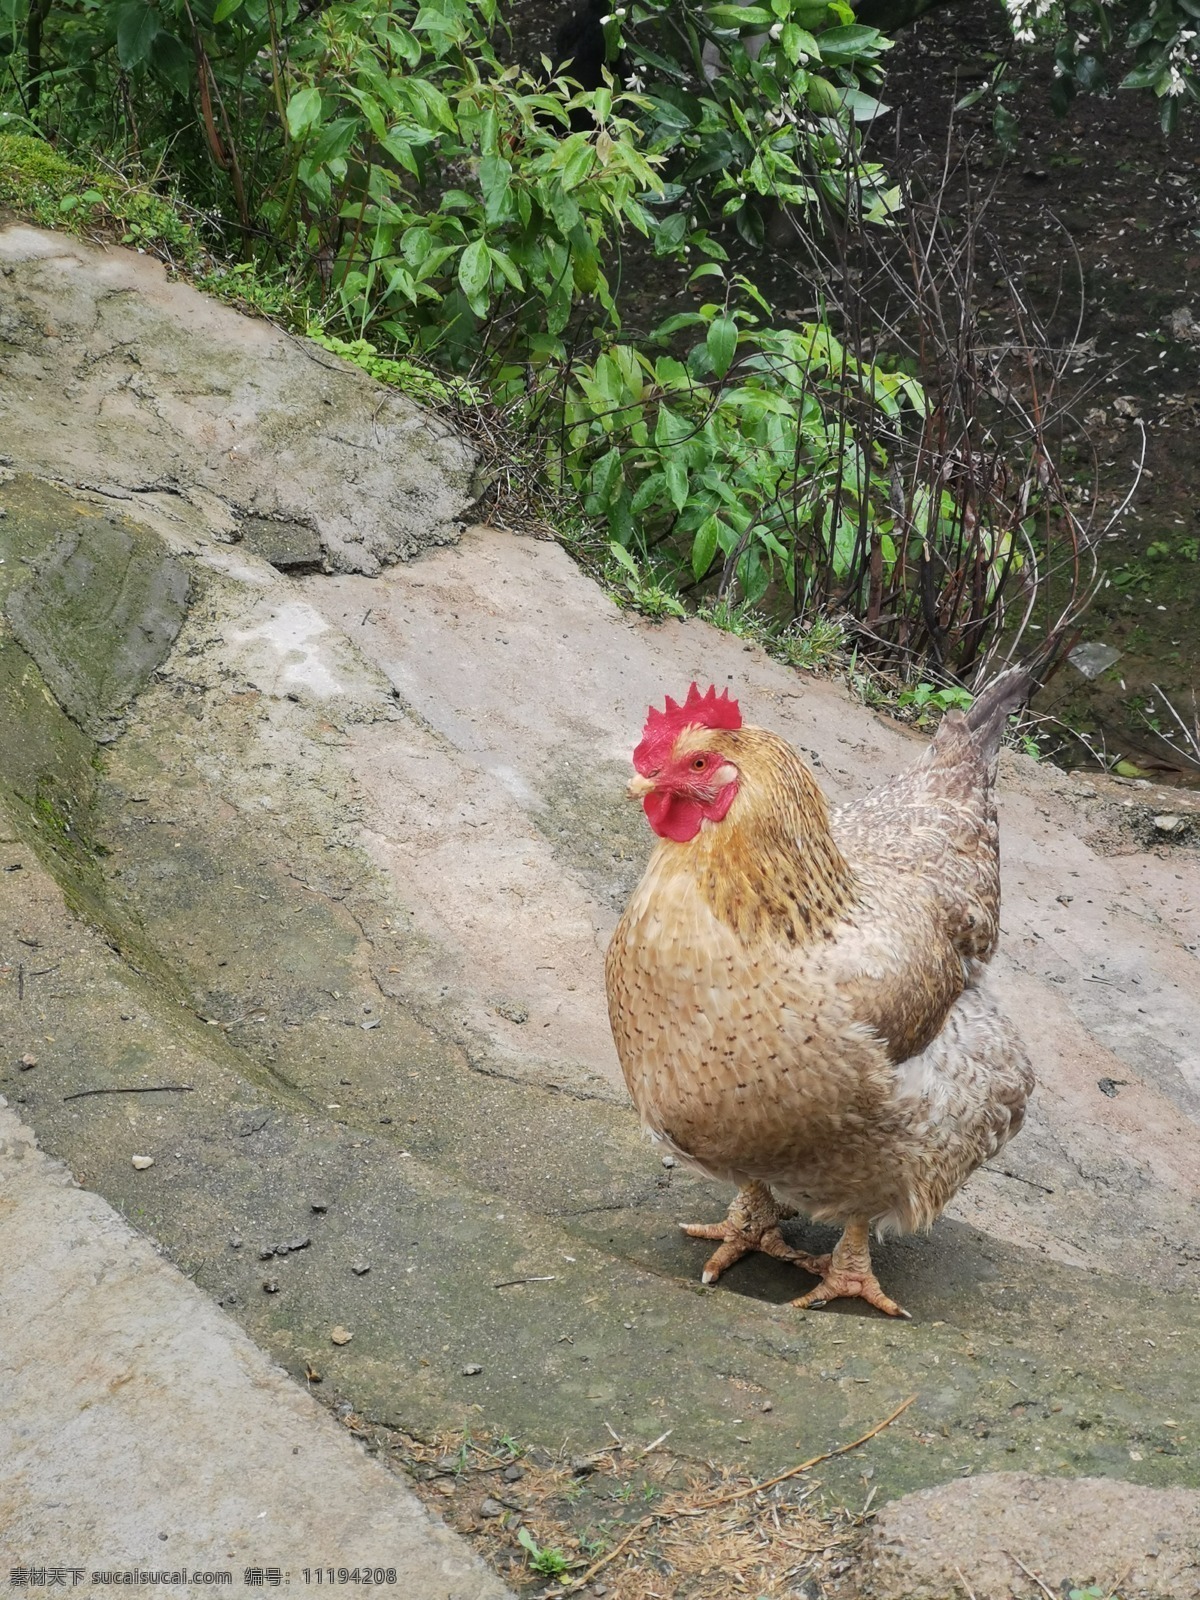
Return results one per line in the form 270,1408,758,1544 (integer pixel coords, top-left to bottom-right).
680,1181,825,1285
789,1219,912,1319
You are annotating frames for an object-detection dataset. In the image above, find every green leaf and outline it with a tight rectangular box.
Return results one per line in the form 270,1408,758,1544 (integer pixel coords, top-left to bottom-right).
708,4,775,25
150,32,191,97
652,312,706,340
813,23,882,63
559,138,597,191
664,457,689,512
631,471,666,515
212,0,246,20
692,514,721,581
738,546,770,603
841,86,891,120
589,448,624,507
706,314,738,378
115,2,160,69
651,213,689,258
780,23,821,62
653,405,693,447
479,155,513,224
488,247,523,290
457,238,491,303
286,86,323,140
644,96,696,131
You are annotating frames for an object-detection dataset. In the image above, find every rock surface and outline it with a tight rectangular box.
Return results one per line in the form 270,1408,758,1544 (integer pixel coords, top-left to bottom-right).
846,1471,1200,1598
0,1099,513,1599
3,220,1200,1597
0,223,477,573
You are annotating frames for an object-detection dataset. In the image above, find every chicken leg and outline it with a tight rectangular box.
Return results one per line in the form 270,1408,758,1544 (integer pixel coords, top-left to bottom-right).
679,1181,825,1284
789,1218,911,1319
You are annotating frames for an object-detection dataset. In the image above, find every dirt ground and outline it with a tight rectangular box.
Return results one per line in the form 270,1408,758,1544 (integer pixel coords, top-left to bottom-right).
881,0,1200,781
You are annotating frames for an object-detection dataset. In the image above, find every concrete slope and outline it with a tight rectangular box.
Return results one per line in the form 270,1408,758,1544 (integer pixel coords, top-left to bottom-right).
2,220,1200,1599
0,1101,513,1599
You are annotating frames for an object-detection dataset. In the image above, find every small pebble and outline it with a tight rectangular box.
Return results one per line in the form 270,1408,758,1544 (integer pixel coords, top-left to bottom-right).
351,1262,371,1276
461,1363,483,1376
262,1279,279,1294
229,1235,243,1250
661,1154,676,1168
571,1455,600,1476
433,1455,460,1475
19,1053,37,1071
761,1401,773,1412
503,1463,524,1482
478,1498,504,1519
286,1235,311,1252
131,1155,155,1170
310,1199,329,1213
1153,814,1184,834
330,1326,353,1345
259,1247,276,1260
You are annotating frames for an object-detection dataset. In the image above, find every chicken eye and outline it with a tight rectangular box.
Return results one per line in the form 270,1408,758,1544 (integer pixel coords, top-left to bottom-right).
692,756,708,771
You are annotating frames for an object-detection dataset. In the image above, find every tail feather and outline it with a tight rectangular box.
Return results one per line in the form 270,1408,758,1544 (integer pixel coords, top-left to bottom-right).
965,666,1036,752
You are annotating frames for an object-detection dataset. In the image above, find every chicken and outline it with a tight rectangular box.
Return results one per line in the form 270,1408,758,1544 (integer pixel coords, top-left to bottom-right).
604,675,1035,1318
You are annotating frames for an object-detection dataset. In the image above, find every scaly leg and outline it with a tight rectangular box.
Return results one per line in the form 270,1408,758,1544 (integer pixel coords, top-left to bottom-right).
790,1218,911,1319
680,1181,825,1285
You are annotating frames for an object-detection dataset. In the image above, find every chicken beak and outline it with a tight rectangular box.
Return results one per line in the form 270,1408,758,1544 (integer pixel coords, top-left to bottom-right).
626,774,655,800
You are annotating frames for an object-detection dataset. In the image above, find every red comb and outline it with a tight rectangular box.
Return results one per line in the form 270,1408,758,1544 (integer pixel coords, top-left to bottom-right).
633,683,742,774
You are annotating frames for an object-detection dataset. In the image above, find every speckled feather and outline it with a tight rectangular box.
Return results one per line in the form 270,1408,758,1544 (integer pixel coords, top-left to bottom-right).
605,671,1035,1235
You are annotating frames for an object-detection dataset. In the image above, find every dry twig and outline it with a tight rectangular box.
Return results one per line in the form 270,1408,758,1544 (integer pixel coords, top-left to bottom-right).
1005,1550,1059,1600
561,1395,916,1594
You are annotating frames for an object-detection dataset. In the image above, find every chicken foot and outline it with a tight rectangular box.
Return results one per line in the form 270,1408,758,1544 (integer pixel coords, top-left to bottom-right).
790,1218,911,1319
679,1181,825,1285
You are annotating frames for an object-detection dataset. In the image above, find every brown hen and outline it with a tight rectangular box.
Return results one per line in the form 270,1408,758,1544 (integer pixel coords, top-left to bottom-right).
605,675,1035,1318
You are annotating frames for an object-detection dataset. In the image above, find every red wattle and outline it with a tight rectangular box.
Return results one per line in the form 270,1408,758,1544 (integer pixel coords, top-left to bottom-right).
643,780,738,842
644,790,703,842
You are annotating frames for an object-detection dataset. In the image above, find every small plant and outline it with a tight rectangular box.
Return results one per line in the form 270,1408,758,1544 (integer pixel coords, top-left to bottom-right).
772,615,846,671
516,1527,572,1580
895,681,975,723
697,595,770,639
606,543,686,619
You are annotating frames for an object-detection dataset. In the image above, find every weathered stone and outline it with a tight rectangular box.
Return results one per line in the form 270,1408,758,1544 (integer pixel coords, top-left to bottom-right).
5,517,188,737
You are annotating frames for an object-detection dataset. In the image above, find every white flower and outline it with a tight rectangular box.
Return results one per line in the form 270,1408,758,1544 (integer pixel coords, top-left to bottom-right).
625,71,646,90
1167,64,1187,94
769,21,783,38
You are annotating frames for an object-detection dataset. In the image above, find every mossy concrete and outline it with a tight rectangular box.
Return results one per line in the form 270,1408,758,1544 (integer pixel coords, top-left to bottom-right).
3,463,1198,1521
5,485,189,738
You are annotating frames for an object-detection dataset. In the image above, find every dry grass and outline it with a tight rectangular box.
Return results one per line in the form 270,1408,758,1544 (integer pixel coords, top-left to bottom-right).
335,1401,914,1597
